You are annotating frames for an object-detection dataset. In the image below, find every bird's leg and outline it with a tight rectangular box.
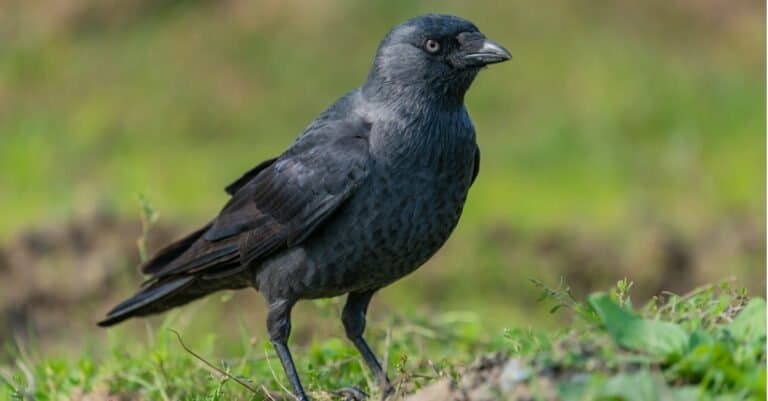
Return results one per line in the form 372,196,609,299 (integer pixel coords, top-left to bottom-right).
267,299,310,401
342,290,394,399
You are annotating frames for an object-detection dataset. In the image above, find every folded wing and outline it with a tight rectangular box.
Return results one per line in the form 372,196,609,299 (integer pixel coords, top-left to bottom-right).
146,117,371,280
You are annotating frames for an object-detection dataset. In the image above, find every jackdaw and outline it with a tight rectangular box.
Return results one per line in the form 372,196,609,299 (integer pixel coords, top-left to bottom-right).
99,13,510,401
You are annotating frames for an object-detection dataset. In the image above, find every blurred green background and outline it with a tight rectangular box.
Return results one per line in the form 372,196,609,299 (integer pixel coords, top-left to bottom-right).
0,0,764,358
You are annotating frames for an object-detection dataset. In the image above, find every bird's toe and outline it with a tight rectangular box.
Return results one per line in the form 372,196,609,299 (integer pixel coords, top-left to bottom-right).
333,386,368,401
379,382,395,400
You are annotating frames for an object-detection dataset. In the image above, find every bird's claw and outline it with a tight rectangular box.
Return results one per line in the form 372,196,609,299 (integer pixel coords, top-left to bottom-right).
379,383,395,400
333,386,368,401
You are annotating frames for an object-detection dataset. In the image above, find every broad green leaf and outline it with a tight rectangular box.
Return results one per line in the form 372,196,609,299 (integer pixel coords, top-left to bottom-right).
688,329,713,349
558,378,589,401
669,386,705,401
729,298,766,342
588,293,688,360
598,371,657,401
666,342,735,384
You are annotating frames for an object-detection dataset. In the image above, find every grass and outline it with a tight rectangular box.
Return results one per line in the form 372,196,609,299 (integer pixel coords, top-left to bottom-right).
519,280,766,401
1,279,764,401
1,302,496,400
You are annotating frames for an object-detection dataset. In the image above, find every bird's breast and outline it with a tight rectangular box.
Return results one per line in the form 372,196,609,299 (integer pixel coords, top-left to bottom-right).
300,137,476,296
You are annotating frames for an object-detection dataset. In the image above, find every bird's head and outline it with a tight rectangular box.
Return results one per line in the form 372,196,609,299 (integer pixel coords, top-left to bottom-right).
364,14,511,105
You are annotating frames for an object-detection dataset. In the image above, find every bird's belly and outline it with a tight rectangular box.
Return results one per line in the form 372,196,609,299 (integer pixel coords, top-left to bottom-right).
302,169,472,296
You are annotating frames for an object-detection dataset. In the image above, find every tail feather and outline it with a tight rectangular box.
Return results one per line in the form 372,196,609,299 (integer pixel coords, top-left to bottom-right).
99,222,248,327
98,276,195,327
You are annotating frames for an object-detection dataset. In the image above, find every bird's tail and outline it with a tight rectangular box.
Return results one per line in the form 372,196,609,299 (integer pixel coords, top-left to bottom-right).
97,276,196,326
98,223,243,327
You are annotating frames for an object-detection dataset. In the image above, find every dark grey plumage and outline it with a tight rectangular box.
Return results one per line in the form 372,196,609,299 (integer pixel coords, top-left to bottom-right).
99,13,510,401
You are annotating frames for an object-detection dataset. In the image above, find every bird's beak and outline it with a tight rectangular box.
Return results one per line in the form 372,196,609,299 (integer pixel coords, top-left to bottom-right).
463,38,512,66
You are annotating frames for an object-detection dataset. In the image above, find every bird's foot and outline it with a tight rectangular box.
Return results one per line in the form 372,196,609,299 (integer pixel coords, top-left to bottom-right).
333,386,368,401
379,382,395,400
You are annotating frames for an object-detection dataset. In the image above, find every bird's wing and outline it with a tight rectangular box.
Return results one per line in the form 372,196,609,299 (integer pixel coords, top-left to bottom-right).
150,117,371,279
224,157,278,196
470,143,480,186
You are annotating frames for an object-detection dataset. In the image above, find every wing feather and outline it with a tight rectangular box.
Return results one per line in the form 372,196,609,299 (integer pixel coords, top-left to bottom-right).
150,115,371,279
471,144,480,186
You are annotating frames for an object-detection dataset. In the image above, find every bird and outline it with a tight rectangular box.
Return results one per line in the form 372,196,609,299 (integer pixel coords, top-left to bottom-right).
99,13,510,401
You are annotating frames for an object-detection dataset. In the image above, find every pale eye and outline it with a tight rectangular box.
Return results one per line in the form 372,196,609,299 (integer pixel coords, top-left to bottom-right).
424,39,440,53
